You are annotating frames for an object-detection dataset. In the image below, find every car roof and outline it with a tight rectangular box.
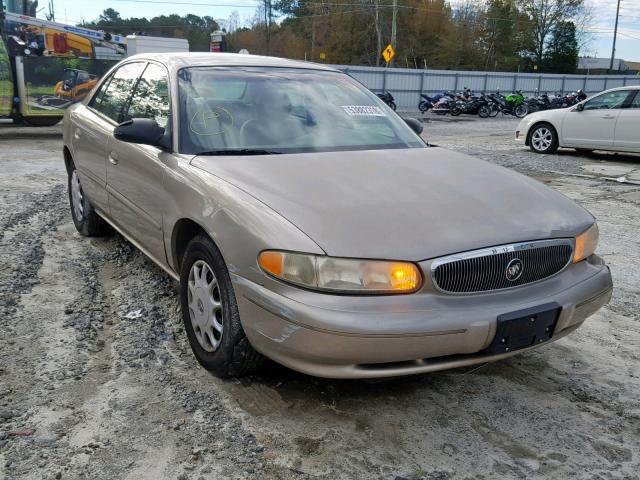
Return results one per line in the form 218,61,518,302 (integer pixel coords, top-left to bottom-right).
603,85,640,92
124,52,339,74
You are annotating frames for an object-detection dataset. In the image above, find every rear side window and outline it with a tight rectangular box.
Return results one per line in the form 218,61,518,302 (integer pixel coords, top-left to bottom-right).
123,63,170,127
91,62,146,122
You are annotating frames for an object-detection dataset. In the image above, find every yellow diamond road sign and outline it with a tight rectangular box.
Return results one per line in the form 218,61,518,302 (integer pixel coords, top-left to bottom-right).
382,44,395,63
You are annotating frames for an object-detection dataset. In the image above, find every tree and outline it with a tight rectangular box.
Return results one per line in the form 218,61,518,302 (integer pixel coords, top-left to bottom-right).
517,0,584,68
82,10,219,52
543,20,578,73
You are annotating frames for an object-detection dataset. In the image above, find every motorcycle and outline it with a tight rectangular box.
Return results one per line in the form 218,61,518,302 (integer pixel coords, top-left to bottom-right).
419,93,447,113
430,91,458,115
376,91,396,110
488,91,528,118
449,90,493,117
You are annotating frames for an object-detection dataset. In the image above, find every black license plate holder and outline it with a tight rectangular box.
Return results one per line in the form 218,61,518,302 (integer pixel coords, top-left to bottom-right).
485,302,561,355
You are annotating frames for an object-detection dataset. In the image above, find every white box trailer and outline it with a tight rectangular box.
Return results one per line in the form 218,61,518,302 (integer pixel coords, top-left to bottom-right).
125,35,189,56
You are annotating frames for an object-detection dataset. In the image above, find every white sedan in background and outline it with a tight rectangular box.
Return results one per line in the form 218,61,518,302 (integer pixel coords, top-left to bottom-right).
516,86,640,154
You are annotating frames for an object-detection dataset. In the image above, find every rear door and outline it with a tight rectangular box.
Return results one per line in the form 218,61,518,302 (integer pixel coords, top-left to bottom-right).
106,62,171,263
71,62,146,212
614,90,640,152
562,90,633,149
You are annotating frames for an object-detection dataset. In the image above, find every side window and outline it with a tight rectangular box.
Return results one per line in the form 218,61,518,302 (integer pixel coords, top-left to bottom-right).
123,63,170,127
91,62,146,122
629,91,640,109
583,90,632,111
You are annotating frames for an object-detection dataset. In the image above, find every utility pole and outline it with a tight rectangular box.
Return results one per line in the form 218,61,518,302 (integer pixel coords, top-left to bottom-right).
609,0,621,73
374,0,381,67
263,0,270,55
46,0,54,21
390,0,397,67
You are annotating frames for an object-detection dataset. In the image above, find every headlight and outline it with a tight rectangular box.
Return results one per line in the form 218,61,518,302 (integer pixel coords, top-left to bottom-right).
573,223,599,263
258,251,422,294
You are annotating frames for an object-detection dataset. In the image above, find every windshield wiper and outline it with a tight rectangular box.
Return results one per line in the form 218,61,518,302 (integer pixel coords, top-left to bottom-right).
195,149,282,156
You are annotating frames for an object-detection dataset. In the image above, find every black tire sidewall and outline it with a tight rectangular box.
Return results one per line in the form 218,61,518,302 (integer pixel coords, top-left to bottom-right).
67,162,90,235
179,235,245,376
529,124,558,154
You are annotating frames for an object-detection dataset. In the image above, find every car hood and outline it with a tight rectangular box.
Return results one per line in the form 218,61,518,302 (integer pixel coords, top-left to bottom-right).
191,147,593,261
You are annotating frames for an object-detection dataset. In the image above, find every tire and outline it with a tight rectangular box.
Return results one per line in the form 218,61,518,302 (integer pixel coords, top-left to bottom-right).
515,104,529,118
22,116,62,127
418,101,428,113
489,105,499,117
180,234,263,378
478,106,490,118
389,101,397,111
450,106,462,116
68,161,109,236
528,123,558,154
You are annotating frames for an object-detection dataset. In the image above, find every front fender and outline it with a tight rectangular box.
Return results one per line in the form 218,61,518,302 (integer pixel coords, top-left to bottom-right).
162,157,324,281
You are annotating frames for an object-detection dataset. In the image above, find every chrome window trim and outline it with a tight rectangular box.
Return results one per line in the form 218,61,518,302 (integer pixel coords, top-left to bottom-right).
430,238,575,295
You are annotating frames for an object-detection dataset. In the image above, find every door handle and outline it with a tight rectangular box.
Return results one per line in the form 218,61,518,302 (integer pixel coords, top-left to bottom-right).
601,115,616,119
108,152,119,165
73,129,81,140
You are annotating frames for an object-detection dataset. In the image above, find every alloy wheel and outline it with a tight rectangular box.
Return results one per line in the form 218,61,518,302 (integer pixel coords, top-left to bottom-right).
187,260,223,352
531,127,553,152
70,170,84,220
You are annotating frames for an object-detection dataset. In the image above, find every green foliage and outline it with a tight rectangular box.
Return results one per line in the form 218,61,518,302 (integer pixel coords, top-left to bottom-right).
82,10,220,52
83,5,585,72
543,21,578,73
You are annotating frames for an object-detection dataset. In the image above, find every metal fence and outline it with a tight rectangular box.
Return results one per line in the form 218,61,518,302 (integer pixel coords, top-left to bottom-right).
329,64,640,110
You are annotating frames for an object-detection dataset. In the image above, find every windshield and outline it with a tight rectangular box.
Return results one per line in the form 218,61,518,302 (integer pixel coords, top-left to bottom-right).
177,67,424,155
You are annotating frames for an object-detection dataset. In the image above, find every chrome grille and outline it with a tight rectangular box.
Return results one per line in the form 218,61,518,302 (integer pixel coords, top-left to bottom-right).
431,239,573,294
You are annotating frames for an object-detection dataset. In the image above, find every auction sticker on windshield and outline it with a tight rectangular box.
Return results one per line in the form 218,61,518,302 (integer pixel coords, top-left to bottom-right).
342,105,385,116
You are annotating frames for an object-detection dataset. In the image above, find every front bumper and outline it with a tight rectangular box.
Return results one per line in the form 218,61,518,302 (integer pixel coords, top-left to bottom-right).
232,256,612,378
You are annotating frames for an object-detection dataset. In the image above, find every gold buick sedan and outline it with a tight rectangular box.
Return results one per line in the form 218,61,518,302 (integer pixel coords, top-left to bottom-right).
63,53,612,378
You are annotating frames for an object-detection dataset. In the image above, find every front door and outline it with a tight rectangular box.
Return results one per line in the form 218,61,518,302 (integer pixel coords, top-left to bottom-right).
74,62,147,213
107,62,172,263
614,91,640,152
562,90,634,149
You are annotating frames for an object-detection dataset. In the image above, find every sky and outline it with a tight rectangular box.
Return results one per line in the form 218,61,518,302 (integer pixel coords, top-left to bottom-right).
44,0,640,62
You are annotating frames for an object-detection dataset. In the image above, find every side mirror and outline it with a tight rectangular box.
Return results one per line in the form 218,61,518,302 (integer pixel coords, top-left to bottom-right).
576,103,584,112
403,117,424,135
114,118,170,150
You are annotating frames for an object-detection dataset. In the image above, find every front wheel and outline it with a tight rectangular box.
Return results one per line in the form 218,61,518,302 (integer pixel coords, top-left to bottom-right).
180,234,263,377
529,123,558,154
388,101,397,111
450,106,462,116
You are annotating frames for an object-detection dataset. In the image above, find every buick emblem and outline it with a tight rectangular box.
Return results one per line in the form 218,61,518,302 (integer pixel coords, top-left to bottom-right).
505,258,523,281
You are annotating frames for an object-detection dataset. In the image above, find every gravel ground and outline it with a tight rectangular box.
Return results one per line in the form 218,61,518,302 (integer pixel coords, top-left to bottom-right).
0,117,639,480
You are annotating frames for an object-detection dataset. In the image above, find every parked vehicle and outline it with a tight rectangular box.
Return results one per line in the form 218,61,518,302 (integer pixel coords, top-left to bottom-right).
450,93,494,117
430,91,457,114
516,86,640,154
418,93,446,113
376,91,396,110
64,53,612,379
488,91,529,118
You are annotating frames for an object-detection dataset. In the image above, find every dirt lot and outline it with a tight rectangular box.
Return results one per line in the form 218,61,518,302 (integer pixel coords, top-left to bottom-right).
0,116,639,480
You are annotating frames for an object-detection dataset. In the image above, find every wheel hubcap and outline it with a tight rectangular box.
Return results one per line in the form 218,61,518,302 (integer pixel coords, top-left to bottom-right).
71,170,84,220
532,127,552,151
187,260,223,352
